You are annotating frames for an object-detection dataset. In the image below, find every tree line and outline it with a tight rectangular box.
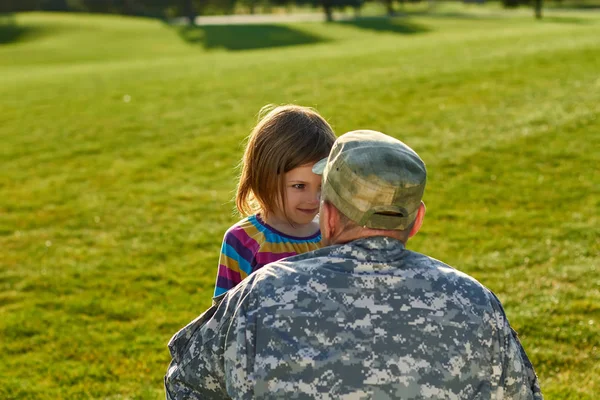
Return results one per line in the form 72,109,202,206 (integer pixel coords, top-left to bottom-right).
1,0,544,22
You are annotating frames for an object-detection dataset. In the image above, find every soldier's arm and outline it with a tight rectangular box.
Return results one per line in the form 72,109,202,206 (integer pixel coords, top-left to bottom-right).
489,292,543,399
164,300,230,399
164,347,228,400
164,288,256,399
505,326,543,400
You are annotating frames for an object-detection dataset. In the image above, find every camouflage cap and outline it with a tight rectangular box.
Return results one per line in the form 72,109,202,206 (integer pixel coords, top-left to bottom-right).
313,130,426,230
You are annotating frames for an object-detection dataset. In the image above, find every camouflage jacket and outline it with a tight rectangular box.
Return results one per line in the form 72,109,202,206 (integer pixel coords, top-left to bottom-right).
165,236,543,399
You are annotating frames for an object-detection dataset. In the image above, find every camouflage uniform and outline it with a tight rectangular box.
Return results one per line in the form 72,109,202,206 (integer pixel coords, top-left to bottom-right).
165,236,543,399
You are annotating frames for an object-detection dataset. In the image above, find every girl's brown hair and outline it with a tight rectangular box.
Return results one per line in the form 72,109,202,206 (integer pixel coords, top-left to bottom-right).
236,104,336,218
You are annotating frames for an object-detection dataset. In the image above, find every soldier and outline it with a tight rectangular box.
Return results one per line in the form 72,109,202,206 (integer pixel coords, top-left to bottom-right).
165,130,543,399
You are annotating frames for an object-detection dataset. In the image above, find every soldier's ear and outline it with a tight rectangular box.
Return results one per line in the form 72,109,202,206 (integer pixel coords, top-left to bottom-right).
408,202,426,239
319,201,335,240
323,202,332,236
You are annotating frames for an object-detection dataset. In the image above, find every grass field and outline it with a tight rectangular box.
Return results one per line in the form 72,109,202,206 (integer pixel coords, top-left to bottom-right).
1,5,599,399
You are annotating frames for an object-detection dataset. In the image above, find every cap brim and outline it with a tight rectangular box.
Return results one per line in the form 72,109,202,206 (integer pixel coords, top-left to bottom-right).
312,157,328,175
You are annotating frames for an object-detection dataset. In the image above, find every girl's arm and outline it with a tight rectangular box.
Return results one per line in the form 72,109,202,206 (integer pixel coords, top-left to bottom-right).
214,229,254,297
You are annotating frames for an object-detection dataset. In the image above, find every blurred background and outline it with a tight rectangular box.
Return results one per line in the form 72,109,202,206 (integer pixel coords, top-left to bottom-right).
1,0,599,398
4,0,600,21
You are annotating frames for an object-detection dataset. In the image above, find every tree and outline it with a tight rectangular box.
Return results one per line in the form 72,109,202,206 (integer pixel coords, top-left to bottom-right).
297,0,363,22
40,0,69,11
501,0,520,7
501,0,543,19
534,0,542,18
184,0,195,25
384,0,395,16
323,0,334,21
0,0,42,12
77,0,115,13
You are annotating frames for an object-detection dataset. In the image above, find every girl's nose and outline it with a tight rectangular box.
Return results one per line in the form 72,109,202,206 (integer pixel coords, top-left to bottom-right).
307,189,320,205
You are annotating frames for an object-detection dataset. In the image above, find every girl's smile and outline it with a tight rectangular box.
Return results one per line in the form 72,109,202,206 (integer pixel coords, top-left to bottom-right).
265,163,322,236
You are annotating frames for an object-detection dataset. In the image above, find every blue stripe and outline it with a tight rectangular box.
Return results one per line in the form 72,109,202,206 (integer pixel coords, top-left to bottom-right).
223,243,253,276
214,286,228,297
225,230,255,263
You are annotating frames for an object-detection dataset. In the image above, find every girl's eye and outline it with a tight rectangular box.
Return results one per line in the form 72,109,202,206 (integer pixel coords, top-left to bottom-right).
292,184,305,189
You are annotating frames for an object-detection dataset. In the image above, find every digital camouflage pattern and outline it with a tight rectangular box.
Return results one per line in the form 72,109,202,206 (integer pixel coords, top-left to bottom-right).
165,236,543,399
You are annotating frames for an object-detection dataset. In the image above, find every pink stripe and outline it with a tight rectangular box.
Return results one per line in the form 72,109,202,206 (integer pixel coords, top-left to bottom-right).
230,226,260,254
218,264,242,281
255,251,297,265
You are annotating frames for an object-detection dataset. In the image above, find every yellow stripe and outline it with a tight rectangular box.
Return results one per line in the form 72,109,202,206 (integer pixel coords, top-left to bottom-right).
220,254,248,279
259,240,324,255
238,219,267,245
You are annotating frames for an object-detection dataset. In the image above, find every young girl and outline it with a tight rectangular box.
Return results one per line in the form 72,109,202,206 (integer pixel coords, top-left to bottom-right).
214,104,336,296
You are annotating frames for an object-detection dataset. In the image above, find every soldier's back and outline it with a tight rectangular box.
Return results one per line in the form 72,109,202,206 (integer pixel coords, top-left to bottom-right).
245,237,508,399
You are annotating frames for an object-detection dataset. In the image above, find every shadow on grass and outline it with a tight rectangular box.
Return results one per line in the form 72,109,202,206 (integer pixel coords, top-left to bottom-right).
540,16,592,24
0,14,38,45
176,24,325,51
336,16,429,34
405,10,503,20
547,3,600,10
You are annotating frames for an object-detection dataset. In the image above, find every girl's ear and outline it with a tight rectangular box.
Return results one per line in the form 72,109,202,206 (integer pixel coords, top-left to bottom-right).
408,202,426,239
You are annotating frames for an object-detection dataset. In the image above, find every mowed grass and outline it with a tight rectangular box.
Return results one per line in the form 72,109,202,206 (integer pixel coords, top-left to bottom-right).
1,6,599,399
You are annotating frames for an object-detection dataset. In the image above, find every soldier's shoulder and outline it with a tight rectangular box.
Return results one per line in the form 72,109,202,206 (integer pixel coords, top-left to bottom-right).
405,249,493,291
243,246,344,292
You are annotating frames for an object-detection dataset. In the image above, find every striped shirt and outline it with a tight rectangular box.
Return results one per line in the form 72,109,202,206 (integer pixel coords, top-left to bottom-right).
214,214,324,297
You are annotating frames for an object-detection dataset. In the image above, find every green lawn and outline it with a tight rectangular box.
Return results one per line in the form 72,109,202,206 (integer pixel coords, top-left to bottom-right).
1,6,599,399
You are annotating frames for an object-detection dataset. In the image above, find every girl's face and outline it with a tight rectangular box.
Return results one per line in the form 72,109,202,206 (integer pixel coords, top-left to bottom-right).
279,163,322,226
